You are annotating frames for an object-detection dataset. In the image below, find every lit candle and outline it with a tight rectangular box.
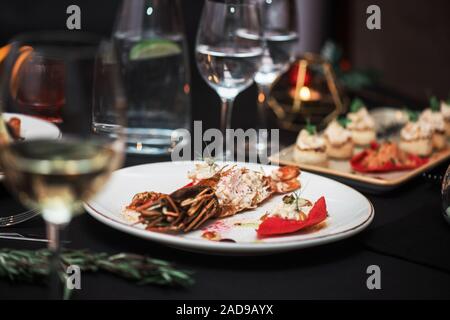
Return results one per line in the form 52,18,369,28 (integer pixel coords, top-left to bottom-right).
290,86,321,101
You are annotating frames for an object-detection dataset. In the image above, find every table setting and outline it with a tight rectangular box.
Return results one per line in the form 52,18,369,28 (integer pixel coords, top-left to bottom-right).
0,0,449,302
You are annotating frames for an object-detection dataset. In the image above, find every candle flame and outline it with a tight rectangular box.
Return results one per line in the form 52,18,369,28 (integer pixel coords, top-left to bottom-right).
258,92,265,103
299,86,311,101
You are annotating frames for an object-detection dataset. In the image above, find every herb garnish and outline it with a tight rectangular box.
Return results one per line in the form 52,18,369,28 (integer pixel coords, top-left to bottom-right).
430,96,440,112
405,108,419,122
282,192,302,212
337,116,351,128
305,120,317,135
350,98,365,113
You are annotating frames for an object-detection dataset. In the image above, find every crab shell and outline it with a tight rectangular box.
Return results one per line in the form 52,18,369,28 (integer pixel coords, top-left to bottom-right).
195,165,301,218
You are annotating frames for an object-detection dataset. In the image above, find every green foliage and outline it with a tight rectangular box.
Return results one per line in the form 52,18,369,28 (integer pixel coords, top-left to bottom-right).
350,98,365,113
0,249,194,288
337,117,351,128
430,96,440,112
305,120,317,135
320,40,379,90
404,108,419,122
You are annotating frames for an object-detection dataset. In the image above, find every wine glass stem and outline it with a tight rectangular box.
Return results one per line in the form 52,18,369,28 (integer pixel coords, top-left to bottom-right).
220,97,234,138
220,97,235,160
46,222,63,300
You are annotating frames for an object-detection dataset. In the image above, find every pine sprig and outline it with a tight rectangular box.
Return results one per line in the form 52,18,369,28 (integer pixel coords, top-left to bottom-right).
0,249,194,287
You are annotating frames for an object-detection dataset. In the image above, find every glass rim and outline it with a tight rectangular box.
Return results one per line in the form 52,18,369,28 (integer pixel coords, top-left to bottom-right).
204,0,260,7
7,31,104,60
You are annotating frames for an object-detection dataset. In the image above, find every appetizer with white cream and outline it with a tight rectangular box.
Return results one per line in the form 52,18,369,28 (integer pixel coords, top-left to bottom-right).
257,193,328,237
323,119,354,159
420,97,446,150
294,124,327,166
347,99,376,146
399,111,433,156
440,99,450,137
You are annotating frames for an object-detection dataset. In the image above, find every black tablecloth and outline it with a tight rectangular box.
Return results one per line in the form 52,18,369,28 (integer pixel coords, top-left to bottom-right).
363,191,450,274
1,153,450,300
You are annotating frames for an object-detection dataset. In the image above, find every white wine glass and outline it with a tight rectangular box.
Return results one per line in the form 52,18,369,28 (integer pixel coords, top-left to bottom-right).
0,32,126,298
255,0,299,152
196,0,263,157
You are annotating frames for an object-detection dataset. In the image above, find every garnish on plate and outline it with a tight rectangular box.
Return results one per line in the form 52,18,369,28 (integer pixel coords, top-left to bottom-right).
257,195,327,237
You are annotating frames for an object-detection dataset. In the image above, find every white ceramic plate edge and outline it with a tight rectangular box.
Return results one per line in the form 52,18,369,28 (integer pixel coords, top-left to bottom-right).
84,161,375,255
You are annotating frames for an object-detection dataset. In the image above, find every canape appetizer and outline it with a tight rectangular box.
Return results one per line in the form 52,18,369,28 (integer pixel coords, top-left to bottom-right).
257,193,327,237
126,163,301,233
420,97,446,150
399,111,433,156
347,98,377,146
293,124,327,166
323,119,354,159
440,99,450,137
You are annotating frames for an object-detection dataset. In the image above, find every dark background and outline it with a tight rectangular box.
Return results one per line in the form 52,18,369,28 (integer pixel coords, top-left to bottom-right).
1,0,449,131
1,1,450,300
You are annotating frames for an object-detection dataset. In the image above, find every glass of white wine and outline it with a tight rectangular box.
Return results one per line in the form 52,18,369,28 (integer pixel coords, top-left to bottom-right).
0,32,126,298
196,0,263,158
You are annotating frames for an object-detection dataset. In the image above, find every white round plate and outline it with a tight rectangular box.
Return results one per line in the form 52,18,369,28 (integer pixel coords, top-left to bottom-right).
1,113,61,178
85,161,374,255
3,113,61,140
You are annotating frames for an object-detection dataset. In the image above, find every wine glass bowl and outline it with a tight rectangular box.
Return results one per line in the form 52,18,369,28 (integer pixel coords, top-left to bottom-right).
196,0,263,137
0,31,126,297
11,50,65,123
254,0,299,154
255,0,299,87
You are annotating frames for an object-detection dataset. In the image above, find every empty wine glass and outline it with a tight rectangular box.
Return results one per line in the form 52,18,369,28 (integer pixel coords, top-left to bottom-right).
196,0,263,157
255,0,299,152
0,32,126,298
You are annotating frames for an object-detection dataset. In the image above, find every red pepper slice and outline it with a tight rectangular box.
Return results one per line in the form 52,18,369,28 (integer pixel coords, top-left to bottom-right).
350,143,428,173
257,197,327,237
180,181,195,189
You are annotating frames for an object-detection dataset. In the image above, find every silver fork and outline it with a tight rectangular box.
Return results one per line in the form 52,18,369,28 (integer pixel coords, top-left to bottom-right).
0,208,41,227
